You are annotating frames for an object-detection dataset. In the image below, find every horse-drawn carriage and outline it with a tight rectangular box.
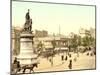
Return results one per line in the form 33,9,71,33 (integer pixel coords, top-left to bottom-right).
12,58,39,74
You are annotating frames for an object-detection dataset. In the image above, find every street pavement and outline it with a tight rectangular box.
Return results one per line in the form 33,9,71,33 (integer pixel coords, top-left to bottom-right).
12,51,95,74
34,52,95,72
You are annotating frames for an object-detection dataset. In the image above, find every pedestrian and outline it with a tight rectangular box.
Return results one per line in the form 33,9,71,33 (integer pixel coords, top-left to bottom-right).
65,55,68,61
89,47,91,50
87,52,89,56
51,59,53,66
61,55,64,61
69,54,71,58
49,58,53,66
68,60,72,69
49,58,51,62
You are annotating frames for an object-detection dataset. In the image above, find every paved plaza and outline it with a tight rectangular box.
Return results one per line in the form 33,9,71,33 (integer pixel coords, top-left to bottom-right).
34,52,95,72
12,51,95,74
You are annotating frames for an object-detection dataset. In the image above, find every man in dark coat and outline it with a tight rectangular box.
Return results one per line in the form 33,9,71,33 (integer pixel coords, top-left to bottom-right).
68,59,72,69
61,55,64,61
14,57,17,64
65,55,68,61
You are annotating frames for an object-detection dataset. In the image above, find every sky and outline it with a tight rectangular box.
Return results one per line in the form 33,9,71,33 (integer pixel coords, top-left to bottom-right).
12,1,95,36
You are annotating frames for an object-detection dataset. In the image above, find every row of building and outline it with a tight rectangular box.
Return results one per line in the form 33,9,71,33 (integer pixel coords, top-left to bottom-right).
12,26,95,55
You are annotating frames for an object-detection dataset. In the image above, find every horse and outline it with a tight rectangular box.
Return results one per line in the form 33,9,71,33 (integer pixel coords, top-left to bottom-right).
12,62,38,74
22,63,38,73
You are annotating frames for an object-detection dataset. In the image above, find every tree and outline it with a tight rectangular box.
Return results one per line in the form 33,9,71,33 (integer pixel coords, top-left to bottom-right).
77,36,82,46
89,36,95,47
70,34,78,52
82,35,95,47
82,36,90,46
82,28,95,48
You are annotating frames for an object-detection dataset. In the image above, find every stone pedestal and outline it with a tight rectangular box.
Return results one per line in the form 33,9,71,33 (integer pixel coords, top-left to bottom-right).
17,31,38,65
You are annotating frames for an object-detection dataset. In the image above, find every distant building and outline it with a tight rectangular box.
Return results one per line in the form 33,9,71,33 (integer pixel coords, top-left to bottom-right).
34,30,48,37
12,27,69,54
12,27,21,55
34,35,68,52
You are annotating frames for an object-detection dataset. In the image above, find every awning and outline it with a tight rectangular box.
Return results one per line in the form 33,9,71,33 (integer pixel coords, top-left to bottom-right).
54,47,69,51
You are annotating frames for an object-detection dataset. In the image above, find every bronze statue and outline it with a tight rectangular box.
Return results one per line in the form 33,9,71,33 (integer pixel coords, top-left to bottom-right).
23,9,32,32
26,9,30,21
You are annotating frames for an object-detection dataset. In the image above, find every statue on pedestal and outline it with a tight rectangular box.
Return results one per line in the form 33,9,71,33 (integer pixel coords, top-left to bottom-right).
26,9,30,21
23,9,32,32
12,9,38,74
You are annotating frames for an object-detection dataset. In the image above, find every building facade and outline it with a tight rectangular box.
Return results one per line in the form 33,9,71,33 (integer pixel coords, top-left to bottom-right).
34,30,48,37
12,27,21,55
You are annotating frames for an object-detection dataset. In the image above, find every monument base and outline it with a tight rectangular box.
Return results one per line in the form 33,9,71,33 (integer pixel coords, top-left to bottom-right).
17,54,38,65
17,31,38,65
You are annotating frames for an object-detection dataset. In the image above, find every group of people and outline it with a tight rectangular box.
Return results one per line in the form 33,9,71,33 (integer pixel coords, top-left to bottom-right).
61,55,68,61
61,53,73,70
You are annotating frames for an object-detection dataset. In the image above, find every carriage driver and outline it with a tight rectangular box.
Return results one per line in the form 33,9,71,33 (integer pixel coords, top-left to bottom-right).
13,57,21,68
13,57,18,64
